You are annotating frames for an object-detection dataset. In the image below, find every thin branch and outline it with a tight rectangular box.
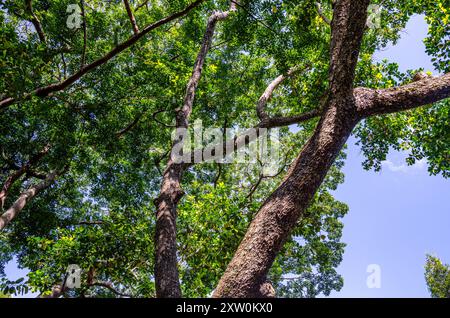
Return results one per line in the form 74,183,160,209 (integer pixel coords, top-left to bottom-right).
89,281,131,297
61,52,67,79
315,2,331,25
25,0,46,43
135,0,149,12
115,110,146,138
245,148,291,200
213,162,222,188
279,276,302,281
259,109,321,128
80,0,87,69
152,109,176,128
0,0,205,110
26,170,47,180
184,109,320,167
256,66,305,120
154,149,170,176
245,174,263,200
230,0,278,36
184,66,322,165
123,0,139,35
154,1,237,298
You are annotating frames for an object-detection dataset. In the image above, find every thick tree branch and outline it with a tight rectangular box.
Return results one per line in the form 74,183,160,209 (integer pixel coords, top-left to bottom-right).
0,0,205,110
0,169,60,231
123,0,140,35
154,3,236,298
355,73,450,117
0,144,50,210
214,0,370,298
328,0,369,99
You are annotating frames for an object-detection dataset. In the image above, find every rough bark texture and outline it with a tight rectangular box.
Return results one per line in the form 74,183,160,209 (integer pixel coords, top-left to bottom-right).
0,170,58,230
213,0,450,298
355,73,450,117
213,106,359,297
154,6,235,298
213,0,370,298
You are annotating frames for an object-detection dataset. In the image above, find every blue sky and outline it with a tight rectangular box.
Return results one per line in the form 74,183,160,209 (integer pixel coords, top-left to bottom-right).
4,15,449,298
330,15,450,298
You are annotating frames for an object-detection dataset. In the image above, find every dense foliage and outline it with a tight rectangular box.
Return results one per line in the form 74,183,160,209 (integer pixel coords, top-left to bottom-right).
425,255,450,298
0,0,448,297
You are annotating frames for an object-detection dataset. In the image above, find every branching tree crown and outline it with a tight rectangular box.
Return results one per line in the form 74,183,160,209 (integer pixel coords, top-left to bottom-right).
0,0,448,298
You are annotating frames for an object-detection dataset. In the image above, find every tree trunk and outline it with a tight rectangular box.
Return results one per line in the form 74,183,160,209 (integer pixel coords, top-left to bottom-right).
213,99,359,297
154,5,236,298
154,161,185,298
213,0,370,297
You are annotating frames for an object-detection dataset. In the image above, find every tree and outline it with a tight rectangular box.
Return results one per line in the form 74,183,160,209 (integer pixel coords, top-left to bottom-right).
425,255,450,298
0,0,449,298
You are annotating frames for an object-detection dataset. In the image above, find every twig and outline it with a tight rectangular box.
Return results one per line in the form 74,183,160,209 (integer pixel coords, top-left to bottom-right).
152,109,176,128
80,0,87,69
315,2,331,25
25,0,46,43
123,0,139,34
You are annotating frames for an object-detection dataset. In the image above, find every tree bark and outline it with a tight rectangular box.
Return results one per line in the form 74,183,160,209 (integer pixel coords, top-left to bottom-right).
0,170,58,231
213,0,450,297
355,73,450,117
213,0,370,297
0,144,50,210
123,0,139,35
154,5,235,298
213,102,359,297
